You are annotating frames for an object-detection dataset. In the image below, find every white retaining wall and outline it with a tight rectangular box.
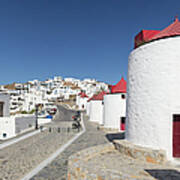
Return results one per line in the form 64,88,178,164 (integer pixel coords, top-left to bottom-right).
0,115,52,140
0,117,16,140
38,118,51,125
126,37,180,159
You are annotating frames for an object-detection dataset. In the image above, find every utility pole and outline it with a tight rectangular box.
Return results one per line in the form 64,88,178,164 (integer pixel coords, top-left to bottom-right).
35,104,39,130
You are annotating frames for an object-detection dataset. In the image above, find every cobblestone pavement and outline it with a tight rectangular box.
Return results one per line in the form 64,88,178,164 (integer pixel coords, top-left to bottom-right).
0,120,77,180
31,115,109,180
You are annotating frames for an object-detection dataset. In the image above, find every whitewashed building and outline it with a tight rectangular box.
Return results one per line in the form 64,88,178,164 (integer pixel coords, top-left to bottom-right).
0,93,10,117
103,77,126,130
89,91,106,124
76,92,89,110
126,17,180,159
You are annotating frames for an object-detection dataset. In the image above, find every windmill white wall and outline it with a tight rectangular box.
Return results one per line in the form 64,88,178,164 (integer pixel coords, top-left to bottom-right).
86,102,90,116
76,96,80,107
103,93,126,130
89,100,103,124
78,97,88,110
126,37,180,159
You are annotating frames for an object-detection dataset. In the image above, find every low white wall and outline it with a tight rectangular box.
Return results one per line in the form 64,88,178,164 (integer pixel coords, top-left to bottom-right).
0,117,16,140
15,115,36,134
89,100,103,124
38,118,51,125
103,94,126,130
0,115,52,140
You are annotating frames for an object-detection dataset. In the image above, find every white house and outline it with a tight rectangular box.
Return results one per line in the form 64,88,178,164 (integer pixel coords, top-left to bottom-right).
0,93,10,117
126,17,180,160
89,91,106,125
103,77,126,130
76,92,89,110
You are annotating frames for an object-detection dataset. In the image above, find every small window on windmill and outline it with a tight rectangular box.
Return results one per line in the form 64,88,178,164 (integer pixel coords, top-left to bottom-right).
3,133,7,138
121,117,126,124
121,94,125,99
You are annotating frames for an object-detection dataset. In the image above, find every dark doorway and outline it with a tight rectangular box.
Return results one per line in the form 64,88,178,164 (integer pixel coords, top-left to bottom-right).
0,102,4,117
173,114,180,157
121,117,126,130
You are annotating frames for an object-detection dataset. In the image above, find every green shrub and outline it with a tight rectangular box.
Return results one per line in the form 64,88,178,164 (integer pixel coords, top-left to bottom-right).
29,109,35,114
21,111,28,114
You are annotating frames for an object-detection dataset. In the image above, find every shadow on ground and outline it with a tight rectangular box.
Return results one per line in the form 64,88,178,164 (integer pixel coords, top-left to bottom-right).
105,132,125,142
145,169,180,180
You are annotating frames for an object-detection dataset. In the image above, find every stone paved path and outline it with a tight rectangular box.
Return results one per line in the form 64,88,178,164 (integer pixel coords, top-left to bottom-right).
31,115,109,180
0,121,77,180
76,148,180,180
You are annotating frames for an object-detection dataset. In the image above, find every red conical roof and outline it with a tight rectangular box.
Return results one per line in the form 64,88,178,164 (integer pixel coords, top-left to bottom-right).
80,92,88,98
87,96,93,102
111,77,127,93
151,17,180,41
87,94,97,102
91,91,107,101
134,30,160,48
134,17,180,48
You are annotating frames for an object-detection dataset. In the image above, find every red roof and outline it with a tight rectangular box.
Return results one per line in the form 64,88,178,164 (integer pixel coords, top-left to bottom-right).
87,96,93,102
91,91,107,101
151,17,180,41
134,17,180,48
87,94,97,102
134,30,160,48
80,92,88,98
111,77,127,93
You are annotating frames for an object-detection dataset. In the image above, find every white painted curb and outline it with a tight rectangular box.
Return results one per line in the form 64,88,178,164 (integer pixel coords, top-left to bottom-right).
0,129,43,150
21,113,86,180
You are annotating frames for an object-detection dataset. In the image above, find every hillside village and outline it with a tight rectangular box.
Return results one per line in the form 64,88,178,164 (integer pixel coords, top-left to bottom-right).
1,2,180,178
0,76,108,114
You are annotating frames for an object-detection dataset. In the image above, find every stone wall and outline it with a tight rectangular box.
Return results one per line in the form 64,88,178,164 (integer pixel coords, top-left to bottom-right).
113,140,166,164
67,140,167,180
67,143,115,180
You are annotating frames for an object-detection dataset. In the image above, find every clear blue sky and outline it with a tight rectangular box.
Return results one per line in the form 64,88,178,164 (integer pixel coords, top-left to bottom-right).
0,0,179,85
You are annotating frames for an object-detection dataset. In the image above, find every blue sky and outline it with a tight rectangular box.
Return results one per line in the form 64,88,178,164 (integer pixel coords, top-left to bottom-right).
0,0,179,85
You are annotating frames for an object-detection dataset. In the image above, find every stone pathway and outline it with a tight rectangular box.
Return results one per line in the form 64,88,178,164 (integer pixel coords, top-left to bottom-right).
73,148,180,180
31,115,109,180
0,121,77,180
